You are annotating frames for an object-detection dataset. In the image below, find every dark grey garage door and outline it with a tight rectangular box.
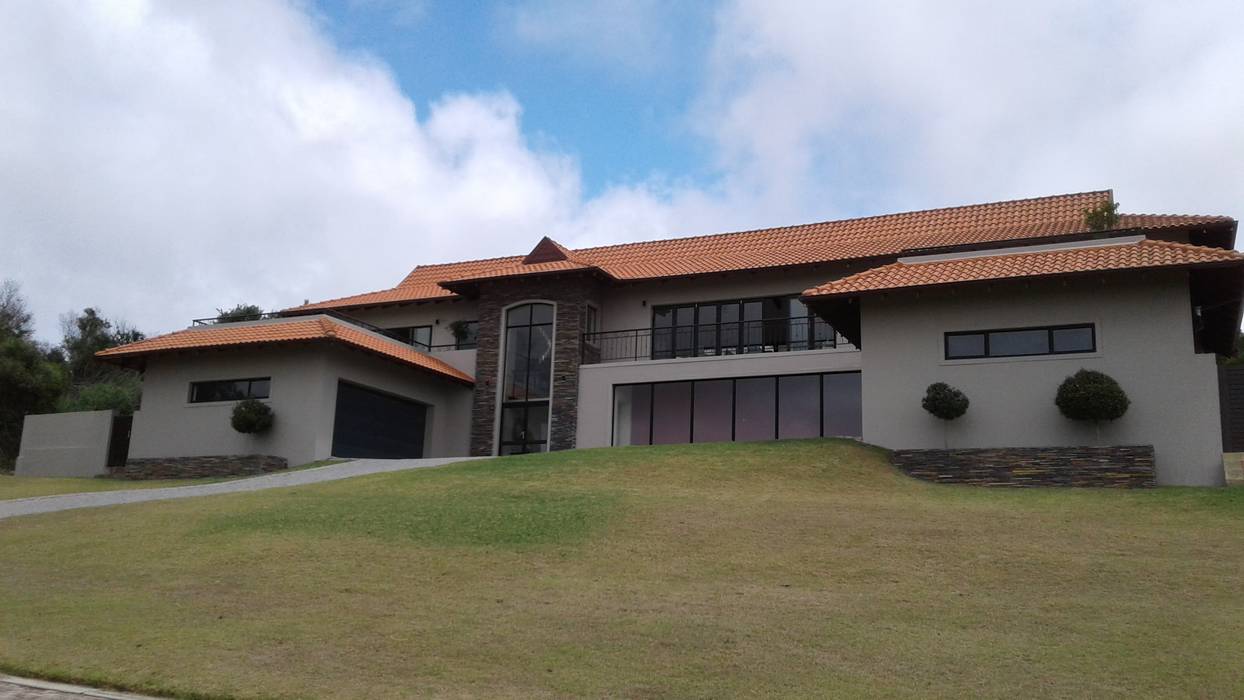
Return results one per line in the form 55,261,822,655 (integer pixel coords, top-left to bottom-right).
331,381,427,459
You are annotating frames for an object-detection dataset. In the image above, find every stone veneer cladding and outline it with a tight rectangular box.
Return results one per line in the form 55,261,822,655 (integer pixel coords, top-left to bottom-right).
891,446,1156,488
111,454,288,480
469,273,604,456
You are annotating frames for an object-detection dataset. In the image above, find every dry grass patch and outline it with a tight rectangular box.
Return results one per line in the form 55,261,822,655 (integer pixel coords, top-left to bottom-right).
0,440,1242,698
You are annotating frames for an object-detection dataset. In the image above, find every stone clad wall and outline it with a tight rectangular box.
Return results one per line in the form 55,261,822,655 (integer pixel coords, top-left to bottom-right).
891,446,1156,488
111,455,288,480
469,273,604,456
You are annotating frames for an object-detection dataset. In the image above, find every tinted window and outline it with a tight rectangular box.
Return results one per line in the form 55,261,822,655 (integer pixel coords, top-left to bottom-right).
651,382,693,444
189,377,270,403
613,384,652,446
988,329,1049,356
778,374,820,439
735,377,776,441
692,380,733,443
455,321,479,349
1052,326,1094,353
823,372,863,438
946,333,986,359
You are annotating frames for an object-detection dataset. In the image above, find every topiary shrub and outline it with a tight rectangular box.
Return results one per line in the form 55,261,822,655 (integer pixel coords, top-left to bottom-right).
922,382,969,447
231,398,274,434
1056,369,1128,444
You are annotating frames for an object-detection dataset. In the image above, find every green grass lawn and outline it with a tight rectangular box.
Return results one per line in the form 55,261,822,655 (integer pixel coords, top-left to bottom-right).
0,460,346,501
1,440,1242,698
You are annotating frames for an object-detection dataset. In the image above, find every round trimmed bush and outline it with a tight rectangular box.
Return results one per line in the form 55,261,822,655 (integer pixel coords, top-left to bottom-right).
922,382,969,421
1055,369,1129,423
231,398,274,434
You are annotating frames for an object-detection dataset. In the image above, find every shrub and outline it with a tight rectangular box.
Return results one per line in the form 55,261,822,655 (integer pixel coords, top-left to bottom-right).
231,399,274,434
1056,369,1129,424
922,382,969,421
1083,201,1120,231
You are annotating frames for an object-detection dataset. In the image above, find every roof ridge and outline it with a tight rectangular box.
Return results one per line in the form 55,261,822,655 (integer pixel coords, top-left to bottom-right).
573,190,1113,256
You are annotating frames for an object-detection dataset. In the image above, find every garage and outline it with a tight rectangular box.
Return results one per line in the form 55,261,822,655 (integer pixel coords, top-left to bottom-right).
331,380,428,459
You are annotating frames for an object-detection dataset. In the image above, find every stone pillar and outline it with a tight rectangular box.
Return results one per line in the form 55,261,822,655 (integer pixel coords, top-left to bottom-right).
468,273,603,455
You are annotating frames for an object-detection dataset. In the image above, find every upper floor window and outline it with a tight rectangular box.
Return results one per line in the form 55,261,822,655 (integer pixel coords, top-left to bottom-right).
189,377,271,403
388,325,432,348
945,324,1095,360
453,321,479,350
584,305,599,344
651,295,835,359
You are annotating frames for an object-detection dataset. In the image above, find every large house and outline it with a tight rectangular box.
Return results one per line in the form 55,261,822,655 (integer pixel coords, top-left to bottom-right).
96,191,1244,485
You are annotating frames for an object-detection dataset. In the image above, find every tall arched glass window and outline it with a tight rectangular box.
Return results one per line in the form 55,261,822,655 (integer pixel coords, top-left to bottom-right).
499,302,554,454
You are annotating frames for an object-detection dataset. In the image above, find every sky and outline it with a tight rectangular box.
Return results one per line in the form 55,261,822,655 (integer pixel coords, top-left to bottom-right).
2,0,1243,343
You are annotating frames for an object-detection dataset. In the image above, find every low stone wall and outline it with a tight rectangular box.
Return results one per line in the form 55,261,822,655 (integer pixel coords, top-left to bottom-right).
110,454,288,480
891,446,1156,488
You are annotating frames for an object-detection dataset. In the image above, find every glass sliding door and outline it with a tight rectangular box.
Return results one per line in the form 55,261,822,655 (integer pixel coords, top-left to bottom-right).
499,303,554,455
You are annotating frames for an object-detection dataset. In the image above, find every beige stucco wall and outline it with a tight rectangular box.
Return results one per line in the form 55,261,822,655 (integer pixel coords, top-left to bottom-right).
860,271,1223,486
15,409,115,477
576,347,862,448
131,343,473,465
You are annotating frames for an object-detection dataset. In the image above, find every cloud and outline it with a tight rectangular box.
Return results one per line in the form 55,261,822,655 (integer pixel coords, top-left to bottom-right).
506,0,690,76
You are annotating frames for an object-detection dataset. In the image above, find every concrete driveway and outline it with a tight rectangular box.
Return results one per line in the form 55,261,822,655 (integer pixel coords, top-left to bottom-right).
0,457,484,521
0,675,155,699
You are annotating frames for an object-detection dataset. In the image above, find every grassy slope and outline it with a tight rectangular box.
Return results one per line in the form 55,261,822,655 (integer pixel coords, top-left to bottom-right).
0,440,1242,699
0,461,345,501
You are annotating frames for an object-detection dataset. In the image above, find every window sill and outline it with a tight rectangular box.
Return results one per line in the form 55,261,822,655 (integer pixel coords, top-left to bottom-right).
185,398,273,408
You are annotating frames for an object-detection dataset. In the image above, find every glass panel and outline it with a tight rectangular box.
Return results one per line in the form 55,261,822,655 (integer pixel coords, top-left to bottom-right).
507,304,531,327
697,305,718,356
674,323,695,358
720,303,740,354
735,377,776,441
526,325,553,399
778,375,820,439
946,333,985,359
653,307,673,327
823,372,862,438
1052,326,1094,353
501,406,526,442
456,321,479,349
249,378,271,399
692,380,733,443
503,326,530,401
525,403,549,442
742,301,764,351
675,306,695,326
530,303,554,325
412,326,432,347
612,384,652,446
988,329,1049,357
652,326,673,359
651,382,693,445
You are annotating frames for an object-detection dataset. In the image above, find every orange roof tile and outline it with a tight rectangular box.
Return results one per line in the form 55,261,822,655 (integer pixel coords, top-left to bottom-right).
96,316,473,385
286,191,1235,312
802,239,1244,298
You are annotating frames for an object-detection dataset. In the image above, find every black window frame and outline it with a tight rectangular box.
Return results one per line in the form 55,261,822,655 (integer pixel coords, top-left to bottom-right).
499,302,555,455
944,323,1096,360
454,320,480,350
188,377,271,404
650,294,836,360
610,370,863,447
386,325,433,349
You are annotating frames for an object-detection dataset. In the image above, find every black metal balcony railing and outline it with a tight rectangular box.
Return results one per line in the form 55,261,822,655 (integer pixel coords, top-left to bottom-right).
582,316,846,364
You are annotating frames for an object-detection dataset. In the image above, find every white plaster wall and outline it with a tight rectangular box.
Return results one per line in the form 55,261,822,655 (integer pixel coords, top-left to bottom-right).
860,271,1223,485
576,348,862,448
15,410,115,477
131,344,474,464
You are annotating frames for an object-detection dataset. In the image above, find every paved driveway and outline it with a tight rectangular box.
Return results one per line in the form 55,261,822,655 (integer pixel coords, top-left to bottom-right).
0,457,483,521
0,675,155,699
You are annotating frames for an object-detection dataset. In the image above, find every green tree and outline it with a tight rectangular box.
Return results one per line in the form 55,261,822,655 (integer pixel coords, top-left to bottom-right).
215,303,264,323
60,307,145,383
0,280,33,340
1083,201,1120,231
0,335,69,469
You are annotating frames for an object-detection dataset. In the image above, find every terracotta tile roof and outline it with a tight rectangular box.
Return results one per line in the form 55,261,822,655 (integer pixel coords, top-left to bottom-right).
286,191,1235,312
96,316,473,385
802,239,1244,298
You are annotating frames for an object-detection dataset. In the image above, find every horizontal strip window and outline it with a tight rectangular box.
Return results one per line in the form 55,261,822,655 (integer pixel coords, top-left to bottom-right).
945,324,1095,360
612,371,862,447
189,377,271,403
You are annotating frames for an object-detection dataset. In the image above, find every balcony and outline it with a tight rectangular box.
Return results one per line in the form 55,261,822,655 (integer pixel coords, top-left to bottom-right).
582,316,849,365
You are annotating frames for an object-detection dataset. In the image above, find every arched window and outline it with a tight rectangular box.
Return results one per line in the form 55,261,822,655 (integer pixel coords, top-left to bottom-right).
499,302,554,454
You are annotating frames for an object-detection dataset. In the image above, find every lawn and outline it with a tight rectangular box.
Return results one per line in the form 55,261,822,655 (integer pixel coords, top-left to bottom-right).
0,440,1242,698
0,460,345,501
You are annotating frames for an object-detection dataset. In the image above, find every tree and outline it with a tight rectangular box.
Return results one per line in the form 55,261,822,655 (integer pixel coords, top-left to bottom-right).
215,303,264,323
922,382,969,448
0,279,33,340
1055,369,1129,443
60,307,145,384
0,335,69,469
1083,201,1120,231
231,399,274,434
56,372,142,415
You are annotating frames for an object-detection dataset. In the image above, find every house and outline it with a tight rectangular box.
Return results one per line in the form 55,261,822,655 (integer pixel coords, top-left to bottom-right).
95,190,1244,485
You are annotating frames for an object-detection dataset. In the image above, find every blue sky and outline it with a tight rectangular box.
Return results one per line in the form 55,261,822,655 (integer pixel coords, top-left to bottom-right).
3,1,1243,339
312,0,716,197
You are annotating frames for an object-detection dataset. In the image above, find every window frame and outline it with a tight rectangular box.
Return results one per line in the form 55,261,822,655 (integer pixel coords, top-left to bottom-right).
944,323,1096,361
454,320,480,350
498,302,555,455
188,377,272,404
650,294,836,360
